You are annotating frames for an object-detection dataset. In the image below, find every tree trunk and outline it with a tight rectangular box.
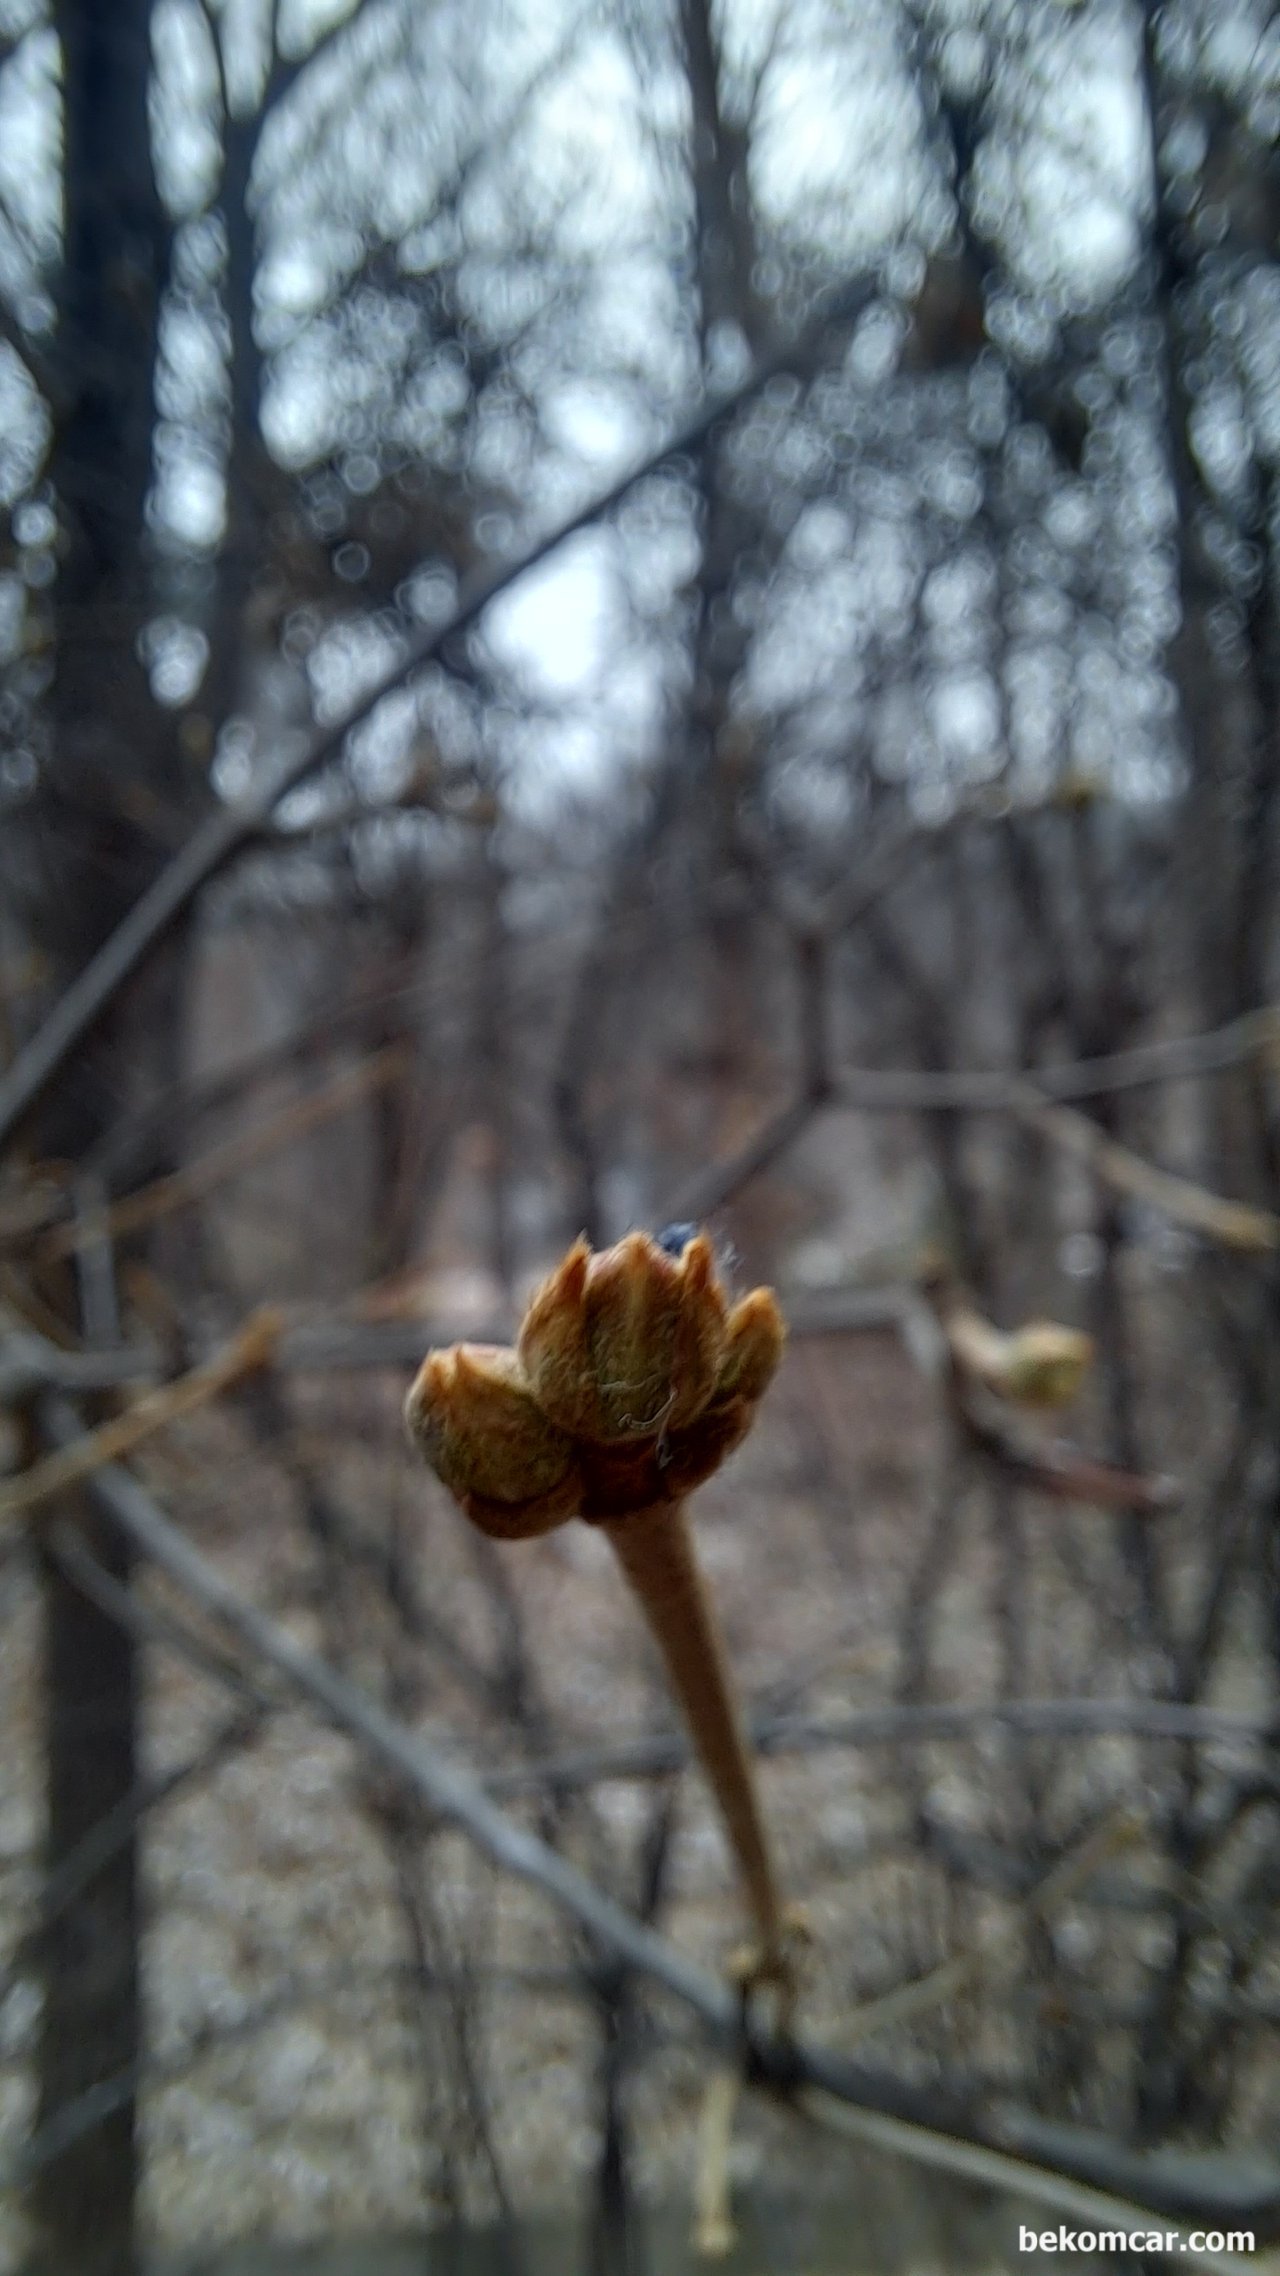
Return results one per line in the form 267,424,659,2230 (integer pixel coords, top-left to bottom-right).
25,9,175,2270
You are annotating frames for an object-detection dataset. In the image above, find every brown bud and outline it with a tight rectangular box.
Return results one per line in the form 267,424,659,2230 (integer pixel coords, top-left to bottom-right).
997,1322,1093,1409
455,1480,583,1540
514,1238,597,1437
944,1303,1092,1410
405,1344,578,1516
670,1236,733,1422
519,1230,728,1444
658,1394,755,1499
715,1289,787,1403
410,1233,787,1532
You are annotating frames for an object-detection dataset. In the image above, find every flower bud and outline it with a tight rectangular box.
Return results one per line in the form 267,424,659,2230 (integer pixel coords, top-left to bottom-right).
715,1289,787,1404
405,1344,578,1514
997,1322,1093,1409
456,1480,583,1540
520,1230,728,1443
515,1238,597,1437
659,1394,754,1498
410,1232,787,1531
669,1236,732,1422
944,1304,1092,1409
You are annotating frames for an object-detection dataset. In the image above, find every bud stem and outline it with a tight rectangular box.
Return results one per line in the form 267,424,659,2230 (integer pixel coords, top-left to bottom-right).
602,1498,786,1965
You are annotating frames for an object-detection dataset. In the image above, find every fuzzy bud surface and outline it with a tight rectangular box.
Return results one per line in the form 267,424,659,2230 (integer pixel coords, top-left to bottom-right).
406,1230,785,1529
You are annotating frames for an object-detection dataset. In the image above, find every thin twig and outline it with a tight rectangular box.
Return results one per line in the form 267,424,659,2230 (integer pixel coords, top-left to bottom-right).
1021,1096,1280,1254
0,1699,265,2011
665,1056,1280,1253
0,1285,908,1398
954,1381,1181,1514
837,1810,1142,2048
693,2065,741,2257
44,1518,279,1710
0,1311,280,1523
789,2092,1257,2276
662,1096,817,1226
3,1958,588,2194
40,1047,409,1260
604,1497,790,1970
89,971,434,1182
478,1697,1277,1798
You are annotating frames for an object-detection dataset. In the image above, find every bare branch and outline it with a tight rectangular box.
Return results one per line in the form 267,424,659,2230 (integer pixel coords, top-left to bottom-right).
16,1381,1280,2244
838,1809,1142,2049
792,2093,1258,2276
43,1517,278,1712
1021,1095,1280,1254
0,264,882,1152
39,1045,410,1259
87,972,430,1185
956,1391,1182,1515
479,1697,1278,1799
0,1695,264,2011
830,1009,1280,1112
662,1096,816,1226
38,1389,740,2020
0,1311,280,1523
661,1008,1280,1247
3,1957,586,2195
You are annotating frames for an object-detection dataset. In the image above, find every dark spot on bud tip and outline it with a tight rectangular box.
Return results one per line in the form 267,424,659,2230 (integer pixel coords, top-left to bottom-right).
655,1222,700,1257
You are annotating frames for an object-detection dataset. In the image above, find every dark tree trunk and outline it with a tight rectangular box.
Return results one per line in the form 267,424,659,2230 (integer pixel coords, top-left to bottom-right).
31,1523,141,2276
677,0,772,1208
26,10,175,2271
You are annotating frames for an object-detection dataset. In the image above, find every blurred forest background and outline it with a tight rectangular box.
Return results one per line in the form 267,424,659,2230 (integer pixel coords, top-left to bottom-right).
1,0,1280,2270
